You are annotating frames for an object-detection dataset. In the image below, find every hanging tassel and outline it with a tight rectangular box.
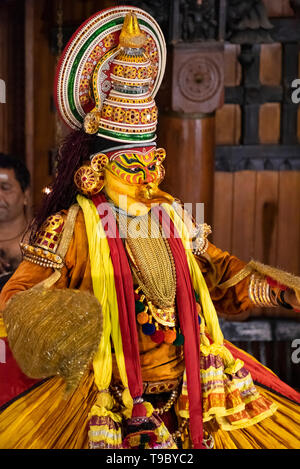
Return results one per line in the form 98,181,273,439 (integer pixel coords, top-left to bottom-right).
123,397,157,449
88,390,123,449
122,398,177,449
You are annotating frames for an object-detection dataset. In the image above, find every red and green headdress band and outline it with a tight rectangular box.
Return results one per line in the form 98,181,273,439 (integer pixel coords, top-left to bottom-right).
91,142,157,161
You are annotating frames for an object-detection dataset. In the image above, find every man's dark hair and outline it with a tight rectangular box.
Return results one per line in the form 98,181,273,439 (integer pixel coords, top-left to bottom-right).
0,153,31,192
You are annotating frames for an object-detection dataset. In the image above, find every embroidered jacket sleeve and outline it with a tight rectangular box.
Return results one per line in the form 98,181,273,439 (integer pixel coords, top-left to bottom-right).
195,242,257,320
0,209,92,316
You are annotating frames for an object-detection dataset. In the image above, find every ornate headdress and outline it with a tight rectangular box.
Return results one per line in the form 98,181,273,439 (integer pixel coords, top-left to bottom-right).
54,6,166,145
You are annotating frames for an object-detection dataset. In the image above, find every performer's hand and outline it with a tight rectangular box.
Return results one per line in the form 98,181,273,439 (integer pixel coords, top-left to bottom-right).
283,289,300,312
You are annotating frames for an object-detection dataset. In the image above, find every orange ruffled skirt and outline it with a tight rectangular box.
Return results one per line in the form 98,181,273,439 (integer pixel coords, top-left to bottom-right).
0,370,299,449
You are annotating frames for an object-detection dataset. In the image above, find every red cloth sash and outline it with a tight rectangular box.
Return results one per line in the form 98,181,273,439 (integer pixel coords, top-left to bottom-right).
92,196,204,447
225,341,300,404
92,194,143,400
0,338,39,409
154,206,204,448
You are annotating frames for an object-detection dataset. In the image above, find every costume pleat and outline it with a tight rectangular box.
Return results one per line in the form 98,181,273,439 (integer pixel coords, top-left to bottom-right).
206,386,300,449
0,374,299,449
0,371,98,449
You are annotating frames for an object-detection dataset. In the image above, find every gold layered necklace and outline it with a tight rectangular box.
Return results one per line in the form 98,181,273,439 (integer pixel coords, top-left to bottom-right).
117,209,176,306
116,209,179,332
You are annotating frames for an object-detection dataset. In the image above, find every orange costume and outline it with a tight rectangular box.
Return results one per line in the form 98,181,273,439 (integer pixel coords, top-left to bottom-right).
0,7,299,450
0,206,299,449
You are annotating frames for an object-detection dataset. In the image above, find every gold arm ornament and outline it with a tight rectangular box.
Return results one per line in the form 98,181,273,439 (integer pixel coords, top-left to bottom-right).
217,258,300,307
217,264,253,290
20,211,67,270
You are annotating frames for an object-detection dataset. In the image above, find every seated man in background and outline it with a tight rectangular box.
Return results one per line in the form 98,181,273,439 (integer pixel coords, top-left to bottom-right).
0,153,30,290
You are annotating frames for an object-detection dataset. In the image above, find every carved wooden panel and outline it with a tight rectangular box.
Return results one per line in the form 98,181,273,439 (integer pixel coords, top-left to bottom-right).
216,19,300,171
171,43,224,113
263,0,295,18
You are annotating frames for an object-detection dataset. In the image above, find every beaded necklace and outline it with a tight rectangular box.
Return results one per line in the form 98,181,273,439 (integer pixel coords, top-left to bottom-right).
116,209,184,345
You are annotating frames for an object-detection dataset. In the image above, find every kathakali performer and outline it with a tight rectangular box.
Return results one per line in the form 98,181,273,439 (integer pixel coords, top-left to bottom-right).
0,6,299,450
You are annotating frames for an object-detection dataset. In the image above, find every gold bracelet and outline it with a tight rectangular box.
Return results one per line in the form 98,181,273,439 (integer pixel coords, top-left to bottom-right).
248,273,256,304
249,274,277,307
252,275,262,305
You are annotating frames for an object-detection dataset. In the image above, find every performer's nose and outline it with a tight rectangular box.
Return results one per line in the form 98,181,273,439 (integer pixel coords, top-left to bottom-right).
144,171,154,183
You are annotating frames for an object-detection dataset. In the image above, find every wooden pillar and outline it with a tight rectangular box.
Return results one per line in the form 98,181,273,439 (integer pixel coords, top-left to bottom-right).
0,0,25,157
25,0,35,192
24,0,56,211
159,113,215,227
0,3,9,154
157,43,224,227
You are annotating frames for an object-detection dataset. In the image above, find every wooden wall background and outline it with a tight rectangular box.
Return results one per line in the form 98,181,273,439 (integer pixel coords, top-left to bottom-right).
0,0,25,158
213,1,300,292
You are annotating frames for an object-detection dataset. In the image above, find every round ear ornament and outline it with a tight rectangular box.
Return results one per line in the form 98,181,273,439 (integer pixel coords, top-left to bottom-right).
83,110,102,135
74,153,108,197
156,164,165,185
90,153,109,172
154,148,166,184
155,148,166,165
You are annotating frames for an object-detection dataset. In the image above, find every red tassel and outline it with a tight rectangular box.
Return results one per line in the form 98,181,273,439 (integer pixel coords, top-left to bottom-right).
151,329,165,344
194,442,207,449
123,431,157,449
131,402,147,418
266,276,288,290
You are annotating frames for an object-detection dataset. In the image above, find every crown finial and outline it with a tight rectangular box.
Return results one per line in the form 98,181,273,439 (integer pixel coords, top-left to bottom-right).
119,11,146,48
